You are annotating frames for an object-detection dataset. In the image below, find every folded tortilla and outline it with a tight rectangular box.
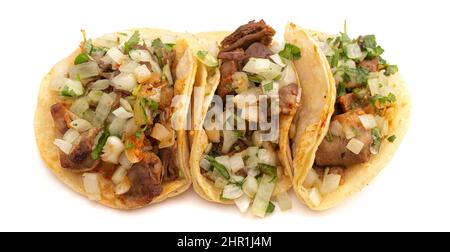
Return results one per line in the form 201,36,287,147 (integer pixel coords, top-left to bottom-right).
34,28,197,209
291,29,411,210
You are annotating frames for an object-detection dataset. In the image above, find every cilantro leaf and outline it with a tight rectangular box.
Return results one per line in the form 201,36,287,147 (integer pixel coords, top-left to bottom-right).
124,31,140,54
205,155,230,179
385,65,399,76
74,53,90,65
362,35,384,58
279,43,301,60
266,202,275,214
257,163,277,177
264,81,274,92
371,128,382,154
387,135,397,143
91,130,110,160
61,86,77,97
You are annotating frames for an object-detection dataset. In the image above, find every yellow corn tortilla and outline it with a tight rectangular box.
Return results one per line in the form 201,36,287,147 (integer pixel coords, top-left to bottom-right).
188,30,300,204
291,28,411,211
34,28,197,210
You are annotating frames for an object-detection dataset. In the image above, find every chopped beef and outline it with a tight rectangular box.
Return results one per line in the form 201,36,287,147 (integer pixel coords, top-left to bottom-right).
50,103,74,135
221,20,275,52
60,128,101,172
279,83,300,115
218,60,238,98
358,57,379,72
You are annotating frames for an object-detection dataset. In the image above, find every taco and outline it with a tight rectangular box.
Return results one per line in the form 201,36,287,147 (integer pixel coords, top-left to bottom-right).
291,27,411,210
34,29,197,209
188,21,332,217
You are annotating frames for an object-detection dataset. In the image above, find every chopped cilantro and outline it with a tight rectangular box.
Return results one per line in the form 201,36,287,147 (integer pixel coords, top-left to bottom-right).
279,43,301,60
205,155,230,179
264,82,274,92
266,202,276,214
387,135,397,143
91,130,110,160
385,65,399,76
124,31,140,54
61,86,77,97
362,35,384,58
257,163,276,177
74,53,90,65
371,128,382,154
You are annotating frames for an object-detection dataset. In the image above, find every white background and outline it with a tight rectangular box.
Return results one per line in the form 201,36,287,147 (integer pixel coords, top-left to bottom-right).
0,0,448,232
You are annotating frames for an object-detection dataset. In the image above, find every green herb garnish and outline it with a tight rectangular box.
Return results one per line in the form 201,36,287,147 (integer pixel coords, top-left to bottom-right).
91,130,110,160
371,128,382,153
124,31,140,54
74,53,90,65
266,202,275,214
325,131,334,142
126,143,135,149
385,65,399,76
257,163,276,177
248,75,263,83
362,35,384,59
205,155,230,179
337,83,347,97
279,43,301,60
234,131,246,140
264,82,274,92
387,135,397,143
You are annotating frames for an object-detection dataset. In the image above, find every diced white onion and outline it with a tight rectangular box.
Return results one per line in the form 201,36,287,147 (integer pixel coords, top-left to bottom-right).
269,54,286,67
258,148,277,166
221,130,238,154
107,47,125,64
247,168,260,177
276,192,292,211
119,152,132,168
108,116,127,136
70,97,89,117
112,165,130,185
200,157,211,171
69,61,100,80
134,64,152,84
92,93,115,127
129,49,151,62
111,73,137,93
70,119,92,132
345,43,363,59
63,79,85,96
320,173,341,194
90,79,111,91
375,115,389,136
215,156,231,171
119,60,140,73
87,90,104,105
243,176,258,198
214,176,229,189
344,126,356,140
244,147,259,169
251,175,276,218
278,63,297,87
234,194,251,213
359,114,377,130
150,123,172,142
101,136,125,164
112,107,133,120
163,64,174,86
309,187,322,207
222,184,243,200
124,118,138,135
115,179,131,195
318,41,334,57
243,58,282,80
149,57,162,74
346,138,365,155
232,72,249,94
303,168,320,189
119,98,133,112
63,129,80,144
82,173,101,201
53,139,73,154
229,154,245,173
330,120,344,137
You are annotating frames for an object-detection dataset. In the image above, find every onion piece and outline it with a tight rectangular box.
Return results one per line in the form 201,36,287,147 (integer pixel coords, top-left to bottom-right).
119,98,133,112
251,175,276,218
244,147,259,169
69,61,100,80
63,79,85,96
101,136,125,164
329,120,344,137
222,184,243,200
278,63,297,87
258,148,277,166
276,192,292,211
270,54,286,67
359,114,377,130
375,115,389,136
115,178,131,195
309,187,322,207
345,43,363,59
205,130,221,143
234,194,251,213
90,79,111,91
247,168,260,178
150,123,172,142
215,156,231,171
87,91,104,105
221,130,238,154
129,49,151,62
111,165,130,185
119,60,140,73
320,173,341,194
70,97,89,117
113,107,133,120
344,126,356,140
134,64,152,84
243,176,258,198
229,154,245,173
111,73,137,93
214,177,228,189
109,116,127,136
346,138,365,155
243,58,282,80
200,156,211,171
82,173,101,201
53,139,73,155
70,119,93,132
231,72,249,94
107,47,125,64
63,129,80,144
163,64,174,86
303,168,320,189
92,93,115,127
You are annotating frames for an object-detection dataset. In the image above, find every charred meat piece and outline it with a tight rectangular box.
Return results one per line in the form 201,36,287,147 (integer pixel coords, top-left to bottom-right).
221,20,275,52
244,42,273,60
50,103,74,135
358,57,379,72
218,49,245,62
279,83,300,115
121,152,164,207
60,128,101,172
160,144,179,182
315,112,373,166
159,86,174,109
338,93,374,114
218,60,238,98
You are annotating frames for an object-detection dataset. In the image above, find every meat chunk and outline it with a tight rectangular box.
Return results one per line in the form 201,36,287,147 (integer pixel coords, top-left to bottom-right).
50,103,74,135
60,128,101,172
279,84,300,115
160,144,179,182
218,49,245,62
244,42,273,60
338,93,375,114
315,112,373,166
159,86,174,109
221,20,275,52
218,60,238,98
358,57,379,72
121,152,163,207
